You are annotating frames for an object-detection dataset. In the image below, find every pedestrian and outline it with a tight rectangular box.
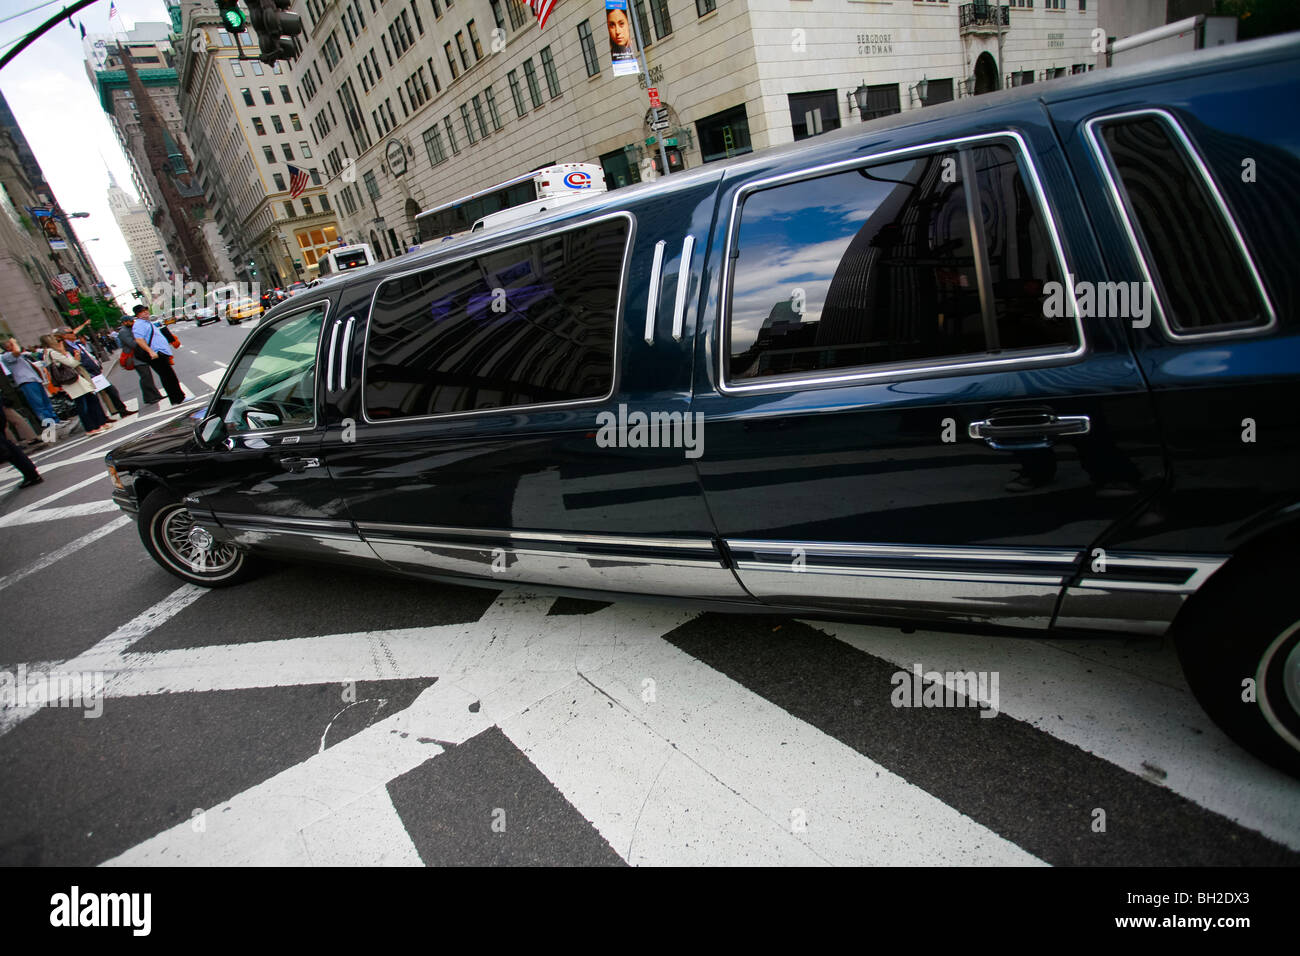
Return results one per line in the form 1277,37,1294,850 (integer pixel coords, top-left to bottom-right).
129,305,185,406
62,328,130,419
40,334,112,436
1,337,60,429
0,391,41,488
117,315,162,411
0,368,38,446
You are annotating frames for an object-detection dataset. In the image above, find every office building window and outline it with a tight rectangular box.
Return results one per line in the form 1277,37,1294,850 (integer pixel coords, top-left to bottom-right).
508,70,525,116
577,21,600,77
523,59,542,108
540,47,561,98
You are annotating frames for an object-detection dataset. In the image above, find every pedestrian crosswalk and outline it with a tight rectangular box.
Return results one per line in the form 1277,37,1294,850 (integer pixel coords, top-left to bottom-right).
2,563,1295,866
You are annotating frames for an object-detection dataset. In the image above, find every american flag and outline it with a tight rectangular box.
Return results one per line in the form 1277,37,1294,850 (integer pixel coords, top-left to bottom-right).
530,0,557,31
108,2,121,23
287,165,309,199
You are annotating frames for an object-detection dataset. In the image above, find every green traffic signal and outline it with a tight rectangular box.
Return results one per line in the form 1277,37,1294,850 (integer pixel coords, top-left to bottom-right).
219,2,247,32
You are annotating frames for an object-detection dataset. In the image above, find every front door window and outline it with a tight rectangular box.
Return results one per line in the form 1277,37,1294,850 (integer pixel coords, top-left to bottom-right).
216,306,325,432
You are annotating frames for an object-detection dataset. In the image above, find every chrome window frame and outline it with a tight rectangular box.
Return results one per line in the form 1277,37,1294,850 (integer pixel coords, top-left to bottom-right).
358,210,633,426
1083,107,1277,342
209,299,332,438
718,130,1086,394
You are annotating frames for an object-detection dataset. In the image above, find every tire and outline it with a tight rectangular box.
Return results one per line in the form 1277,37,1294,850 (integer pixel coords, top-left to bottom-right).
137,489,259,588
1174,553,1300,778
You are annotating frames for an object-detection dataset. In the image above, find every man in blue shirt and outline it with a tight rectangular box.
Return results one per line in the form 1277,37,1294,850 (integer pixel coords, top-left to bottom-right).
1,337,59,427
130,305,185,405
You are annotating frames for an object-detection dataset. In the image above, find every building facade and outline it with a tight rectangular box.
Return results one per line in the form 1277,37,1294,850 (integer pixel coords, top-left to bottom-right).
174,2,341,286
107,170,171,289
286,0,1100,260
85,19,234,281
0,92,109,345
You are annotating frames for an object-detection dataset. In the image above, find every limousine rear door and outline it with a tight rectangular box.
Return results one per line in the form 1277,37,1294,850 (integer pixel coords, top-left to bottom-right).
692,124,1170,630
324,191,751,602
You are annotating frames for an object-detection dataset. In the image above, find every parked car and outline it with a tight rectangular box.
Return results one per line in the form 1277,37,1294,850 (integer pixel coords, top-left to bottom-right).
104,35,1300,776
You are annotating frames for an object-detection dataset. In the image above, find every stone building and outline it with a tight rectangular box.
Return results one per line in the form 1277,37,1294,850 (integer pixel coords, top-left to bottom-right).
173,2,341,287
286,0,1101,260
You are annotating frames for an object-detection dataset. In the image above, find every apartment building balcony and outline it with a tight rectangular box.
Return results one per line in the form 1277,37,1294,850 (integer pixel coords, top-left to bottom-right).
959,3,1010,36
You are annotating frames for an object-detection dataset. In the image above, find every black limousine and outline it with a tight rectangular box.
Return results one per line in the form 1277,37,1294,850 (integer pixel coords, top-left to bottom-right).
107,35,1300,776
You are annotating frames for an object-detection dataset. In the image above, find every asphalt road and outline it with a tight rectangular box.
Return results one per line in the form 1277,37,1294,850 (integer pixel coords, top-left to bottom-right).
1,318,1297,866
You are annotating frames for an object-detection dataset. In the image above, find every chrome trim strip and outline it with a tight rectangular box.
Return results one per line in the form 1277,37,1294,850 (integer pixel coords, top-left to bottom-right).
717,130,1086,394
325,318,341,393
727,540,1079,565
671,234,694,342
644,240,665,345
358,210,635,426
221,525,360,542
340,315,357,389
1075,551,1228,594
1082,108,1277,342
368,538,751,600
357,520,717,553
212,512,355,532
373,537,724,567
734,560,1065,586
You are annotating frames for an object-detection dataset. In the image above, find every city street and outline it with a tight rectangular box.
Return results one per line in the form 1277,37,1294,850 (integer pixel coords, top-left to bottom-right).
0,317,1297,866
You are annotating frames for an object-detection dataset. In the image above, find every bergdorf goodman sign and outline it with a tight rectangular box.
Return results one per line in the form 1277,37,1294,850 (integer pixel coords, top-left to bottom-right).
858,33,893,55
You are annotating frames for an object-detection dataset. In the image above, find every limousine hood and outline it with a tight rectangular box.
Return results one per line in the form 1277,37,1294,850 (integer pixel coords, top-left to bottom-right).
107,405,209,462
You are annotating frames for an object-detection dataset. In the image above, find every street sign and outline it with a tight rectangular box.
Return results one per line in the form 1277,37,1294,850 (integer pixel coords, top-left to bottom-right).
648,87,660,108
664,138,678,147
650,119,670,131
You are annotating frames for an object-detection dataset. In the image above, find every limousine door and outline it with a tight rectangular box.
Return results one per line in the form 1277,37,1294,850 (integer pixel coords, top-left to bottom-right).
692,127,1173,631
184,300,370,564
324,194,751,602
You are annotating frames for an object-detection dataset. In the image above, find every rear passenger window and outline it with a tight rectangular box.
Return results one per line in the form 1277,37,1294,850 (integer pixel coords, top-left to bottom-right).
1095,115,1271,335
727,141,1075,383
364,218,626,419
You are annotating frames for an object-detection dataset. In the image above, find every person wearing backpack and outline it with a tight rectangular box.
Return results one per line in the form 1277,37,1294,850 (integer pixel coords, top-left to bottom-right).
130,305,185,406
40,334,111,436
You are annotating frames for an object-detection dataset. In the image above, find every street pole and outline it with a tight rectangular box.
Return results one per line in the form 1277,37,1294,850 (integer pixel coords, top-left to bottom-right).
626,6,670,178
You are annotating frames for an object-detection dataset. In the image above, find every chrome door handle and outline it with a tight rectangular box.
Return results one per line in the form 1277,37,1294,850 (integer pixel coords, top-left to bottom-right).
279,457,321,473
968,413,1090,450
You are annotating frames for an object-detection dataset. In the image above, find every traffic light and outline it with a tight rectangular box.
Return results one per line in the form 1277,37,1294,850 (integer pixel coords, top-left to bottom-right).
217,1,248,33
249,259,257,277
246,0,303,65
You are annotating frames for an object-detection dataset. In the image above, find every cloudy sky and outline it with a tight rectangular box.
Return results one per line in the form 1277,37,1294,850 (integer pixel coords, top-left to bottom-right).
1,0,174,310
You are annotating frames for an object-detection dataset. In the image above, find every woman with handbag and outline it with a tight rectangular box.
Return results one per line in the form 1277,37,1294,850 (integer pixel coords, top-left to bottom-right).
40,334,111,436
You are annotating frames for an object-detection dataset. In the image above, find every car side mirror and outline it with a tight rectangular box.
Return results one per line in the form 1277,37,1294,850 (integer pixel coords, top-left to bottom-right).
195,414,226,448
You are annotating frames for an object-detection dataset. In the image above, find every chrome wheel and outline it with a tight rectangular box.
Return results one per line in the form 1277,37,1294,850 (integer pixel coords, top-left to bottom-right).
155,504,240,577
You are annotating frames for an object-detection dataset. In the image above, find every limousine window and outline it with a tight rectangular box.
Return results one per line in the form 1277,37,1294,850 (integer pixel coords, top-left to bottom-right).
364,218,624,419
215,304,325,432
728,143,1075,383
1096,115,1270,334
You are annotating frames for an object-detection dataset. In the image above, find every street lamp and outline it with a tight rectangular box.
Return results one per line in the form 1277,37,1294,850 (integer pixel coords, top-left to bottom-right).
911,76,930,107
849,81,870,121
